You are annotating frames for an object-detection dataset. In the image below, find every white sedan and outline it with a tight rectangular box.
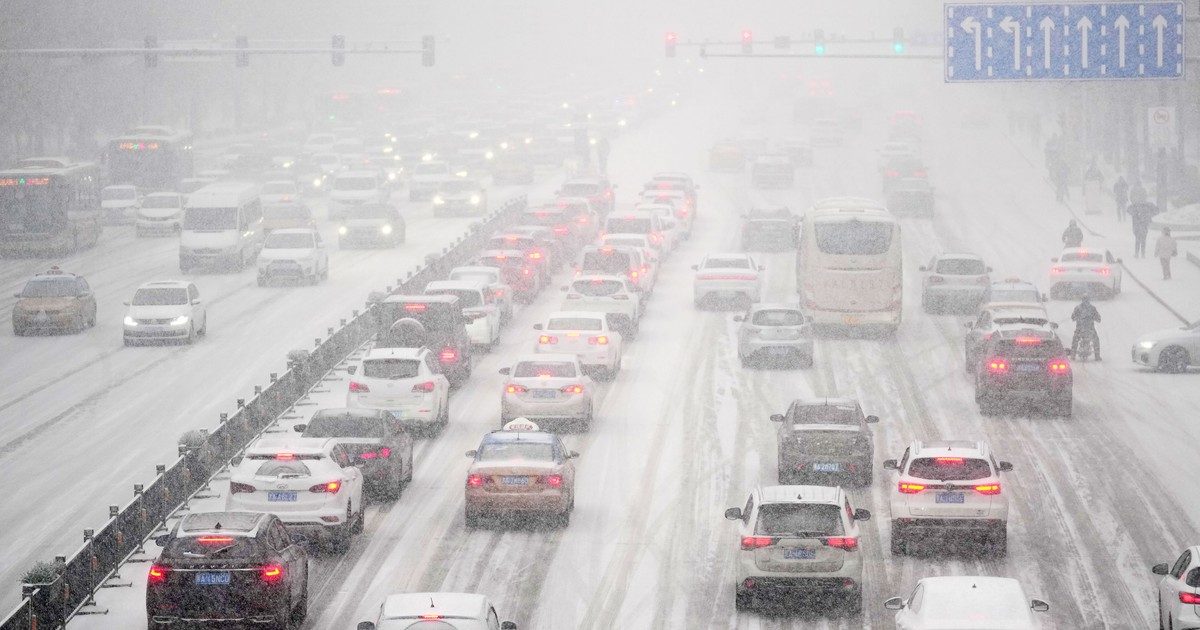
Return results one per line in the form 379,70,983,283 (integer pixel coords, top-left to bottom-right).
1048,247,1122,299
692,253,763,309
1152,546,1200,630
498,354,595,430
1133,320,1200,373
533,311,623,380
257,228,330,286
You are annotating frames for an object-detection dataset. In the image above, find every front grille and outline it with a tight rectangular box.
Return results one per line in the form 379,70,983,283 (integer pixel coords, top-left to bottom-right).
137,318,174,325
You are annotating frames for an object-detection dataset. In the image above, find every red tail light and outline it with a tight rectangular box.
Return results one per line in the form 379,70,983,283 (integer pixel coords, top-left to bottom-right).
364,447,392,459
913,169,927,178
823,536,859,551
1050,266,1066,274
543,474,563,488
412,381,436,393
927,276,945,284
275,452,296,460
884,169,899,178
553,226,570,236
404,303,427,312
310,481,341,493
898,482,926,494
1180,592,1200,604
466,474,486,487
148,564,168,584
588,335,609,345
506,384,528,394
1015,336,1042,345
493,288,504,297
439,347,459,363
741,536,775,550
349,381,370,393
986,358,1009,374
197,536,235,545
1095,267,1111,276
973,483,1001,495
230,482,256,494
560,384,584,394
259,564,284,584
675,208,689,218
935,457,964,465
538,335,558,344
1048,358,1070,374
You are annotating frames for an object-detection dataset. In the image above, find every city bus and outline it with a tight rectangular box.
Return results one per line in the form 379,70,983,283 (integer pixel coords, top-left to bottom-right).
105,126,194,190
0,157,102,256
796,197,903,334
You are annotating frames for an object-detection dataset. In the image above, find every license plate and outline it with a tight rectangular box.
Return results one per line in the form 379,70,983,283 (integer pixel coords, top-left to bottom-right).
529,389,557,399
842,315,860,325
268,491,297,502
1016,363,1041,372
935,492,965,504
812,462,841,473
501,476,530,485
195,571,231,585
784,548,816,560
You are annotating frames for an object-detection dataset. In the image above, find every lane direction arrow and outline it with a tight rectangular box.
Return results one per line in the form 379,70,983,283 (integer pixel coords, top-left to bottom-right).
1000,15,1022,69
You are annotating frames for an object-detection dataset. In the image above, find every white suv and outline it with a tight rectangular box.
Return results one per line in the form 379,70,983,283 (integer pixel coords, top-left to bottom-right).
884,440,1013,556
1152,546,1200,630
346,347,451,433
561,274,642,337
226,437,365,552
724,485,871,614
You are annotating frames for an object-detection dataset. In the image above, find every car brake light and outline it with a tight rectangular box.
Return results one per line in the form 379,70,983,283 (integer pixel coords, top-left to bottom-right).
275,452,296,460
553,226,569,236
507,384,528,394
543,474,563,488
197,536,235,544
588,335,608,345
885,169,899,177
539,335,558,344
1048,358,1071,374
404,303,427,312
1051,266,1066,274
740,536,775,550
973,483,1001,495
148,565,168,584
310,481,341,493
1180,592,1200,604
824,536,859,551
349,381,370,393
898,482,926,494
420,613,444,620
522,267,532,276
439,347,459,363
493,288,504,297
935,457,964,464
528,251,543,260
675,208,689,218
412,380,436,393
987,358,1009,374
259,564,284,584
230,482,255,494
560,384,584,394
914,169,927,177
928,276,945,284
1015,336,1042,345
1095,267,1110,276
466,474,486,487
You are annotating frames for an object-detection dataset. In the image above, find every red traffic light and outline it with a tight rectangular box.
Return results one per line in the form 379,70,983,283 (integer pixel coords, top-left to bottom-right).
666,32,679,44
665,31,678,57
740,29,753,53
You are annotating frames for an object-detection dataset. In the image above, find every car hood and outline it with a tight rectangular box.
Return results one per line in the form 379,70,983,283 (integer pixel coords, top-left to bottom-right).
330,190,377,201
1137,327,1196,345
138,207,181,218
793,424,861,433
102,200,137,208
15,297,76,311
259,247,316,261
127,304,189,319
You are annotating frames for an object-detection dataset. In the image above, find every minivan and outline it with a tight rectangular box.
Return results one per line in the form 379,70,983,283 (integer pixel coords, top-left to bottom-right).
180,182,263,272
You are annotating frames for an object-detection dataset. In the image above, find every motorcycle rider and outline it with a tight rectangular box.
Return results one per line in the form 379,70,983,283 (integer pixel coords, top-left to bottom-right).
1070,296,1101,360
1062,219,1084,248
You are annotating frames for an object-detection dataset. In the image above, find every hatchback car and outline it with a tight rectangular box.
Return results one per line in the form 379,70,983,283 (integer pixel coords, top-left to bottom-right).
559,176,616,213
475,249,542,304
262,201,317,234
357,592,517,630
533,311,623,379
146,512,309,629
984,278,1045,306
1152,546,1200,630
346,347,452,433
963,304,1055,372
561,274,641,337
136,192,185,237
736,304,814,368
693,253,763,309
725,485,871,613
884,440,1013,556
885,576,1049,629
919,253,991,313
226,438,365,552
771,398,878,486
499,354,595,430
297,408,414,500
464,422,579,526
449,265,514,322
257,228,330,286
974,326,1072,417
123,280,207,345
1049,247,1122,299
11,267,96,335
578,245,651,294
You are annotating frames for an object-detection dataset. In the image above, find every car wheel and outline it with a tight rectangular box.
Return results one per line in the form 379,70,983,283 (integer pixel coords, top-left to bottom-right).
580,405,594,432
1053,395,1073,418
464,507,482,528
290,586,308,625
734,587,753,611
844,591,863,615
352,502,365,534
988,525,1008,557
1159,346,1190,373
185,324,196,345
890,523,907,556
557,506,571,527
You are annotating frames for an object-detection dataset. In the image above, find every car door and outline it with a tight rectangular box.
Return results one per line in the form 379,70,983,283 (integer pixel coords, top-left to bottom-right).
895,583,925,629
1163,550,1192,619
314,232,328,272
334,445,364,514
268,519,304,603
76,278,96,320
424,353,450,413
187,284,205,329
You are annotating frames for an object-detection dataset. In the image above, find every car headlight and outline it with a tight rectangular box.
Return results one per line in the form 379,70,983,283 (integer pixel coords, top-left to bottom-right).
170,315,190,326
338,225,348,235
123,316,138,326
380,224,393,235
485,151,495,160
433,196,445,205
1138,340,1156,349
312,178,323,188
470,195,481,205
388,172,397,181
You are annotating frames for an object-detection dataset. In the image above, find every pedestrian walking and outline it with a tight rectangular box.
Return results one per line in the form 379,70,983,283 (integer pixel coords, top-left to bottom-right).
1130,178,1148,204
1052,158,1070,202
595,137,611,175
1127,199,1157,258
1112,175,1129,222
1155,226,1178,279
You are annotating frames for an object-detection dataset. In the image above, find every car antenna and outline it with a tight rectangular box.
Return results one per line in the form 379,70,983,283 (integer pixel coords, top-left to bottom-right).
214,522,222,530
429,596,436,609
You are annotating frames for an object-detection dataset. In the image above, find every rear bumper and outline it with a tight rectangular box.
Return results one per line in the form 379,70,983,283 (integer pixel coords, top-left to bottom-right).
502,394,591,421
347,396,439,424
809,309,900,328
694,282,760,302
891,517,1005,534
923,286,986,302
741,338,813,357
124,325,190,341
465,489,568,513
13,313,78,330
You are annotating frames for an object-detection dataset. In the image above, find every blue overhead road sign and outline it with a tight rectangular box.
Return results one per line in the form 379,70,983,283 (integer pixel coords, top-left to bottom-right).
945,2,1184,81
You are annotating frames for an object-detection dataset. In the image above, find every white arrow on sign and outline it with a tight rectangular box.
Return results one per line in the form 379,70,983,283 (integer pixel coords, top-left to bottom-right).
1000,15,1021,70
1077,15,1092,68
1039,16,1055,69
1152,14,1168,67
960,16,983,70
1114,14,1130,68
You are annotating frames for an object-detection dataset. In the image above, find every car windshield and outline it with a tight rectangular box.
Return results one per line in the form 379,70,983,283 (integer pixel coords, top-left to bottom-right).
253,460,311,477
572,279,624,297
314,154,339,165
166,536,258,559
705,257,751,269
476,441,555,462
427,288,481,308
514,361,577,378
1061,251,1104,263
440,180,477,193
102,188,135,200
132,287,188,306
814,220,893,256
582,252,631,274
183,207,238,230
752,310,804,326
796,430,864,454
362,359,421,379
907,457,992,481
305,415,385,438
547,317,602,331
335,177,376,191
21,278,78,297
756,503,844,536
561,183,599,196
606,217,651,233
994,316,1049,327
791,405,860,425
995,338,1061,358
262,182,295,194
450,271,496,285
264,205,310,220
141,196,180,209
936,258,986,275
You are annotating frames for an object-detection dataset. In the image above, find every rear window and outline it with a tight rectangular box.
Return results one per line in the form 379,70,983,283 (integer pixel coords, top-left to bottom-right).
572,279,624,296
907,457,992,481
363,359,421,379
814,221,893,256
561,183,599,196
606,218,651,233
796,430,863,454
426,288,481,308
450,271,495,284
935,259,986,275
265,232,315,249
476,441,555,462
581,252,632,274
513,361,577,378
994,338,1062,358
334,176,377,191
262,182,295,194
756,503,844,536
751,310,804,326
547,317,603,331
305,415,385,438
166,536,259,559
990,286,1039,302
1061,252,1104,263
790,405,860,425
704,257,751,269
253,460,312,477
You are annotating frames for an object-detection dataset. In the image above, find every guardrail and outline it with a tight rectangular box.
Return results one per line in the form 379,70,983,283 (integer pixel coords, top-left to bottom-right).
1,195,528,630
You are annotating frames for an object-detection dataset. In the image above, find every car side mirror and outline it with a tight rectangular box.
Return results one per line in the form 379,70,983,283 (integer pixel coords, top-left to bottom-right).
293,423,307,433
153,534,171,547
724,507,743,520
884,597,905,611
883,459,899,470
853,508,871,521
758,265,765,271
690,264,699,270
346,365,358,375
500,622,518,630
1030,599,1050,613
498,367,511,375
191,299,202,305
732,315,744,322
865,415,879,424
769,413,785,422
918,265,927,272
1050,257,1058,263
1153,563,1170,575
998,461,1013,472
123,301,131,306
465,450,477,458
357,623,377,630
533,323,544,330
567,451,579,459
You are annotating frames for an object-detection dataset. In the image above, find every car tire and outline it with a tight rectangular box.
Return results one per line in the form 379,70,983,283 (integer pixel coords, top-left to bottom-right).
328,505,354,553
13,325,24,336
844,591,863,615
291,587,308,625
1158,346,1190,374
1053,395,1073,418
890,523,907,556
857,464,873,487
988,525,1008,557
734,587,753,611
148,621,169,630
464,508,483,528
557,506,571,527
352,503,365,534
797,353,814,369
438,398,450,432
580,405,593,432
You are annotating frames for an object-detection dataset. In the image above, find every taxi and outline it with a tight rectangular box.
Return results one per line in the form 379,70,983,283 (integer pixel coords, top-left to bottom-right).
12,267,97,335
464,420,579,527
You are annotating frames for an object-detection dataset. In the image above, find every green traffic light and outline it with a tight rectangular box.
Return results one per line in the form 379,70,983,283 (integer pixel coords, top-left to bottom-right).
815,44,826,55
893,42,905,53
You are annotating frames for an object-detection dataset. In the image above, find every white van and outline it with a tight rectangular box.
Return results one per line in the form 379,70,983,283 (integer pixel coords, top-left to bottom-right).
180,182,264,272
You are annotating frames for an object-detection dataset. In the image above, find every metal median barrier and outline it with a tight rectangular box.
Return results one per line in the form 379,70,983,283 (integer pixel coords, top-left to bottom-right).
1,195,527,630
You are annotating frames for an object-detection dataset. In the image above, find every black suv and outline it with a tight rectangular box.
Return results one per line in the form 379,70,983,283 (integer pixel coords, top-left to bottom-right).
740,207,799,252
297,408,415,500
973,326,1073,417
770,398,879,486
377,295,474,386
146,511,308,629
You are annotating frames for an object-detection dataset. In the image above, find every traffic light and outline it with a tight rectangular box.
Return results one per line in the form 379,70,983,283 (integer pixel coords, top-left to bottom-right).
235,35,248,67
422,35,435,67
331,34,344,66
741,29,753,54
143,35,158,68
813,29,826,55
665,32,678,58
892,27,905,53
